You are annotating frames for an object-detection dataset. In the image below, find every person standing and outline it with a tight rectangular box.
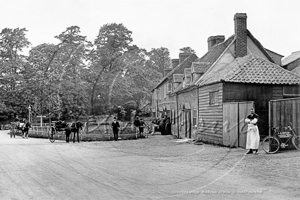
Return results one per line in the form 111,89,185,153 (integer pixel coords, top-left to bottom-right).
245,108,260,154
139,118,145,136
134,116,140,137
159,116,167,135
23,119,31,139
111,117,120,141
165,117,172,135
64,121,71,143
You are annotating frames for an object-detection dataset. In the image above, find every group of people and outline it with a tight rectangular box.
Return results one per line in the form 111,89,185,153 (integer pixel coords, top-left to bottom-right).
14,118,31,139
133,116,148,137
110,115,173,142
151,116,171,135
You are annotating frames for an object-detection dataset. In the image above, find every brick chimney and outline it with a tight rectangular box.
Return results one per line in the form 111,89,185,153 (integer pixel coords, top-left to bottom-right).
234,13,247,58
207,35,225,51
164,68,172,76
179,53,191,64
171,59,179,68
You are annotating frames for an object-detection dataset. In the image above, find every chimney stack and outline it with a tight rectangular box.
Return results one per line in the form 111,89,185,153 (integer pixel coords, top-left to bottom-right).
179,53,191,64
207,35,225,51
164,68,172,76
234,13,247,58
171,59,179,68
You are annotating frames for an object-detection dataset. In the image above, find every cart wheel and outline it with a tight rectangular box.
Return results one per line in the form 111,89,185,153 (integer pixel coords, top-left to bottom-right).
48,127,56,143
292,135,300,150
262,136,280,154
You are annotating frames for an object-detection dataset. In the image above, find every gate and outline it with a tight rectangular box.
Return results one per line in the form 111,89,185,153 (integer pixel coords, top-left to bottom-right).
223,101,254,147
269,97,300,136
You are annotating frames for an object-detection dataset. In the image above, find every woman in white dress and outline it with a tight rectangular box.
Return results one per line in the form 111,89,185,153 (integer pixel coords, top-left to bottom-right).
245,108,260,154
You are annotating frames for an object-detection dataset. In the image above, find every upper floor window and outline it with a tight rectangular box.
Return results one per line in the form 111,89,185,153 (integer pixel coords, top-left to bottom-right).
167,82,172,93
209,91,219,105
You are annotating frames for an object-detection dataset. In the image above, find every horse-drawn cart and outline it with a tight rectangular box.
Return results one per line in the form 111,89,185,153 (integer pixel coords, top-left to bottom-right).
48,121,83,143
9,121,30,138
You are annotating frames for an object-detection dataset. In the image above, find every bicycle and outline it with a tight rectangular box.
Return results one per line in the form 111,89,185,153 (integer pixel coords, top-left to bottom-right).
262,123,300,154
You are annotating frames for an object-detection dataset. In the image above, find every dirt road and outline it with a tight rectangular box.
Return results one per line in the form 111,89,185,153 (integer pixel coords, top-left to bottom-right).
0,130,299,200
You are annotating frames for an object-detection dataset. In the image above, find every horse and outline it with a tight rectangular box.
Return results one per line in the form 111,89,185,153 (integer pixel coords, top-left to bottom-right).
56,120,83,143
9,121,24,138
22,121,31,139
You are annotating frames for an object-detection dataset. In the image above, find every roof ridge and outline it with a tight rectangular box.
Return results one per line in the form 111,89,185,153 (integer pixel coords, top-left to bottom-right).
152,53,197,90
195,37,236,85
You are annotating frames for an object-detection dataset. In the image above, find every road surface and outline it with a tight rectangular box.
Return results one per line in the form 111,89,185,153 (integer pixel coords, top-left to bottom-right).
0,130,299,200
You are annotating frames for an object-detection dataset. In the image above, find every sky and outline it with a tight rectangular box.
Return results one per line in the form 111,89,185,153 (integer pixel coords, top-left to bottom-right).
1,0,299,59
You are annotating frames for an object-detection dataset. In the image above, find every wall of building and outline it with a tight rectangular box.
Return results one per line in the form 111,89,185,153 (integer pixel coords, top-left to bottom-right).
286,58,300,71
223,83,287,137
247,37,269,61
197,83,224,145
175,88,198,139
265,49,283,66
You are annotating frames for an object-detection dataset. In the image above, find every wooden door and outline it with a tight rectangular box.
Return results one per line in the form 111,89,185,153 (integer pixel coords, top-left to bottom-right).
223,103,238,147
185,111,191,138
238,102,254,148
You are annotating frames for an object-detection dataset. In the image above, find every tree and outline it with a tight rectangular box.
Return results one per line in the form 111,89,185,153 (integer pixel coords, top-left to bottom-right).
0,28,31,119
26,26,90,120
147,47,171,75
179,46,196,54
87,23,134,115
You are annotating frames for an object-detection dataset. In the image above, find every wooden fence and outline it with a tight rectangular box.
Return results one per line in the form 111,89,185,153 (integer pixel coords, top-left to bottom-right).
269,97,300,136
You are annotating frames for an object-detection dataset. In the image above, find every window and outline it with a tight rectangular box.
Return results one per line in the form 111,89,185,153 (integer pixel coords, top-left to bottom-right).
209,91,219,105
193,108,197,127
167,82,172,93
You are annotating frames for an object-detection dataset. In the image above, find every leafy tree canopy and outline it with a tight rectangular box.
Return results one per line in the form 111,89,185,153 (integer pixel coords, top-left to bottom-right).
179,46,196,54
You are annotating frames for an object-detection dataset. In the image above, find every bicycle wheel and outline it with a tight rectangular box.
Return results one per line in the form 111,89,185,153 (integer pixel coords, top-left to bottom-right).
262,136,280,154
48,127,56,143
292,135,300,150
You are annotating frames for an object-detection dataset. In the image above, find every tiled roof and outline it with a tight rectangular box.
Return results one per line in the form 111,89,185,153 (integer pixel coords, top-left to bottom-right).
197,54,300,86
173,36,235,93
196,35,235,69
173,74,184,83
192,62,210,73
152,54,197,90
282,51,300,66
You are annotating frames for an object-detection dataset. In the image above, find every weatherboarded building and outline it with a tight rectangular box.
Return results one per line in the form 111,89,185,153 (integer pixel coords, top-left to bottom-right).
151,13,300,147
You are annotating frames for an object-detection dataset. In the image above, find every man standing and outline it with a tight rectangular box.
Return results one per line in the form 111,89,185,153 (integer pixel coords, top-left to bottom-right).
23,119,31,139
134,116,140,137
139,118,145,136
111,117,120,141
245,108,260,154
64,121,71,143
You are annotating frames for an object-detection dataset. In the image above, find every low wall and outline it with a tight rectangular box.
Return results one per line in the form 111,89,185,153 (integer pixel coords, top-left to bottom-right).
28,124,145,141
